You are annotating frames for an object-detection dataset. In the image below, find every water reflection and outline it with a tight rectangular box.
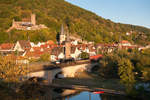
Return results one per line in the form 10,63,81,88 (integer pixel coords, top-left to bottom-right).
39,88,80,100
67,91,101,100
39,88,131,100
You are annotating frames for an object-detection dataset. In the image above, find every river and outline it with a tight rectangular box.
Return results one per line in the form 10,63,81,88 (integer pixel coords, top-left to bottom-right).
39,88,132,100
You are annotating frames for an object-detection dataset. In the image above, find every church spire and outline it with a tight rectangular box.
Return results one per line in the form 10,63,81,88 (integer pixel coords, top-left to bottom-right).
60,24,65,35
59,24,66,44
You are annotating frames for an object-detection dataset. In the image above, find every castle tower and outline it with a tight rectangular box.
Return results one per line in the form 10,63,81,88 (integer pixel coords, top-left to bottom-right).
31,13,36,25
59,24,66,44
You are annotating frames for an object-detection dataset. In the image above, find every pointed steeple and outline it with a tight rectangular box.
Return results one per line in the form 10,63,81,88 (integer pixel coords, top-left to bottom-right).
60,24,65,35
59,24,66,44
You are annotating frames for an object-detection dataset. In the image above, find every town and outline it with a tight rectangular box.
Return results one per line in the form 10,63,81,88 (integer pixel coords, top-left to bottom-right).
1,18,150,64
0,2,150,99
1,22,150,64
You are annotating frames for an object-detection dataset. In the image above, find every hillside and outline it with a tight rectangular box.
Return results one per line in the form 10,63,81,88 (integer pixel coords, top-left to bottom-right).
0,0,150,45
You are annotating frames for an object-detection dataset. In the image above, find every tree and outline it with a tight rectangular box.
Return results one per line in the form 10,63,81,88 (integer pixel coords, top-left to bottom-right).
80,52,89,60
98,53,120,78
118,58,135,93
0,55,28,83
39,53,50,62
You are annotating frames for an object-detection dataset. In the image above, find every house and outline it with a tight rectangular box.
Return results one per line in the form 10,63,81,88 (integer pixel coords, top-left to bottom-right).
88,45,96,56
24,50,45,59
46,40,55,45
51,47,64,61
71,40,78,45
23,45,52,59
0,43,14,52
0,43,14,55
70,46,81,59
16,56,29,64
13,40,31,52
90,54,103,61
119,40,131,46
126,31,133,36
96,43,117,54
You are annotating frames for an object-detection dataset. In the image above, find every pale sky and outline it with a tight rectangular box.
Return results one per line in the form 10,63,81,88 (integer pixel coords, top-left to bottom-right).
66,0,150,28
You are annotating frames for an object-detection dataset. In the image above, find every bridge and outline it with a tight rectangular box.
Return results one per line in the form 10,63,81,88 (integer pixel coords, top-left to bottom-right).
28,60,98,84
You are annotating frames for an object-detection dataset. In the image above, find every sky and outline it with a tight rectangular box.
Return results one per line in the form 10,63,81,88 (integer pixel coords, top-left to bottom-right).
65,0,150,28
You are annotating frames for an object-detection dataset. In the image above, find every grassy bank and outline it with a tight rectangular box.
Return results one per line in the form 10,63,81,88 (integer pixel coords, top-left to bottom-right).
53,71,125,91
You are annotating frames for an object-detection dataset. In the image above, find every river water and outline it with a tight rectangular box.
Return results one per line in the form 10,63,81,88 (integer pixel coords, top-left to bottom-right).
63,91,132,100
66,91,100,100
41,88,132,100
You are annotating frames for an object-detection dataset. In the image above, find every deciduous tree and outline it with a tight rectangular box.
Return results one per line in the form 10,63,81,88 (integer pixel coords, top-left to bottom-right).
0,56,28,83
118,58,135,93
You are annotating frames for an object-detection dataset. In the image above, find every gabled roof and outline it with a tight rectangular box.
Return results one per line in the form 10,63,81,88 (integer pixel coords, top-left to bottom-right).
18,40,31,49
51,47,63,56
25,51,45,58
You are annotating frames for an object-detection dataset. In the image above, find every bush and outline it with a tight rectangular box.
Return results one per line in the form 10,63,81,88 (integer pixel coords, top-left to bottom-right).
39,53,50,62
80,52,89,60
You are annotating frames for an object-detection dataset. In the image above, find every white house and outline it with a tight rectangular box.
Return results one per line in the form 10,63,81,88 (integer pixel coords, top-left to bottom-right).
58,52,65,59
13,40,31,52
71,47,81,59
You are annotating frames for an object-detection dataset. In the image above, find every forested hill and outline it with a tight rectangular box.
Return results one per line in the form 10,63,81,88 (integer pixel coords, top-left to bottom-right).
0,0,150,45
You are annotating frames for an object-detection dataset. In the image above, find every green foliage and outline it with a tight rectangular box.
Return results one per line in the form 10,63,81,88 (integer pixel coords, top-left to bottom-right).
80,52,89,59
0,56,28,83
142,49,150,56
118,58,135,93
98,54,120,78
0,0,149,44
142,68,150,81
39,53,50,62
95,49,150,96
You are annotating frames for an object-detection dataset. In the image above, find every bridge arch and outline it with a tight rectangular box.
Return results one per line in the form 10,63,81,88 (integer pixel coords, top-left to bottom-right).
28,63,99,84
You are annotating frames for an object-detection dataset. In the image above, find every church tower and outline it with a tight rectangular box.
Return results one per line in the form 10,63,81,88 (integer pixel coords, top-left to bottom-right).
31,13,36,25
59,24,66,44
64,32,71,59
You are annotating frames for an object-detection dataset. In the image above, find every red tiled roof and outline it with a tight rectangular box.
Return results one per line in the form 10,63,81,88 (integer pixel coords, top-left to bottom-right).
0,43,14,50
120,40,130,44
30,46,51,52
32,47,41,51
47,40,55,45
25,51,46,58
90,54,103,60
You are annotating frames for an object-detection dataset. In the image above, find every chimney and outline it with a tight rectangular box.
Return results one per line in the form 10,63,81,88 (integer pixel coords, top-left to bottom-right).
31,13,36,25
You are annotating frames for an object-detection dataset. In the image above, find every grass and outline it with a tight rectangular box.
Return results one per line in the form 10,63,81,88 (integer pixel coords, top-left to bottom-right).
53,71,125,91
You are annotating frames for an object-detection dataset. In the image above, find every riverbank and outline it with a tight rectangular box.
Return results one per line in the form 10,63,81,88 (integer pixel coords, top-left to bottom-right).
53,71,125,92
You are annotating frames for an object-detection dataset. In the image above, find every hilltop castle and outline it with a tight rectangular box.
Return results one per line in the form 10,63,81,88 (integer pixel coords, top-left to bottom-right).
7,13,47,32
